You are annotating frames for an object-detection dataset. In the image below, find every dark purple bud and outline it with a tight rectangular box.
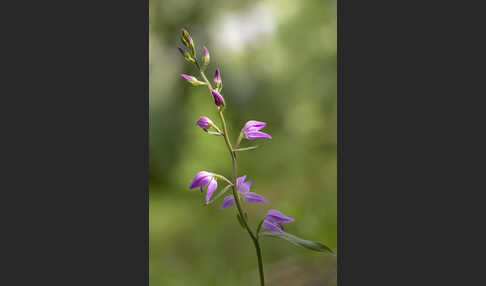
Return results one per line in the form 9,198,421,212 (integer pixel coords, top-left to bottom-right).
214,68,222,88
211,89,224,106
196,116,213,131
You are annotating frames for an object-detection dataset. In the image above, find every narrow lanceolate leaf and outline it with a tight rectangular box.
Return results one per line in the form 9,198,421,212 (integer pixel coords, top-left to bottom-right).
260,231,334,254
207,185,232,204
236,214,246,229
233,145,259,152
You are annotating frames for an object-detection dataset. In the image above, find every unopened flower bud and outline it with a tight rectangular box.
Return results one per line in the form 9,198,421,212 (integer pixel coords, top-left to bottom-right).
180,37,189,49
214,68,222,88
178,47,195,63
181,28,190,40
180,74,206,86
196,116,213,131
203,47,210,66
187,37,195,57
180,28,195,56
211,89,225,107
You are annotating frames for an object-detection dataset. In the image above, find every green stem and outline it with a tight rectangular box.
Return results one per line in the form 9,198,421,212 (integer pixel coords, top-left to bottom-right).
212,174,233,186
234,131,244,149
253,239,265,286
197,64,265,286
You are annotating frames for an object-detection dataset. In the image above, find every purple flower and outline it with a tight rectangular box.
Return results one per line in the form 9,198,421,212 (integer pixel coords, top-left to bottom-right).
189,171,218,204
196,116,213,131
242,120,272,140
211,89,224,106
221,175,267,209
180,74,196,83
214,68,221,87
262,209,294,233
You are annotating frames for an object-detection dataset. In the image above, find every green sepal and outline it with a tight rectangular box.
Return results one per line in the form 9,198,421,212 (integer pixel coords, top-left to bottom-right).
190,80,206,86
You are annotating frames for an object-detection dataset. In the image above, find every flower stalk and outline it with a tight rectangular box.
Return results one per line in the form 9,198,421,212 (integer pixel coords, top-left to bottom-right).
196,62,265,285
178,29,332,286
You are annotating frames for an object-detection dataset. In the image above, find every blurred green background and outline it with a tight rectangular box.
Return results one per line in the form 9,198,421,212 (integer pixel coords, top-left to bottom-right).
150,0,336,285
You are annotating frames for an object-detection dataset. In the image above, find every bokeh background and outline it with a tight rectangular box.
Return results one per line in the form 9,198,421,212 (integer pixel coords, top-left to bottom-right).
149,0,337,285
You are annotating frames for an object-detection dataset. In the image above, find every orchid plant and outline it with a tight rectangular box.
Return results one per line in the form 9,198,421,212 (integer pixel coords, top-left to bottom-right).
178,28,333,285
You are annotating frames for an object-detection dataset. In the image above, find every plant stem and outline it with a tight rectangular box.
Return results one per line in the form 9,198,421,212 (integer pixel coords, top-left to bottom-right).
197,65,265,286
253,239,265,286
234,131,244,149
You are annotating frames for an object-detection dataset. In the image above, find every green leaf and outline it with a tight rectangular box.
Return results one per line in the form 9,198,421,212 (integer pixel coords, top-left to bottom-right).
260,231,334,254
207,185,232,204
233,145,259,152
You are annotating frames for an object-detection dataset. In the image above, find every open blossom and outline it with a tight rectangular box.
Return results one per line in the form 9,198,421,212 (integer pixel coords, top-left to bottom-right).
211,89,225,106
189,171,218,204
262,209,294,233
221,175,267,209
196,116,213,131
242,120,272,140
